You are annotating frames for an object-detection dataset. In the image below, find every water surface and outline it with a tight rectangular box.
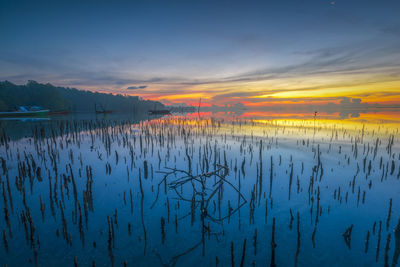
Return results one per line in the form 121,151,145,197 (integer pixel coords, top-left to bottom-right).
0,111,399,266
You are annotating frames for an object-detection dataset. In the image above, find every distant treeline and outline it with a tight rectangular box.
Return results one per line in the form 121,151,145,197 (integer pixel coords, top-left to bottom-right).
0,80,164,113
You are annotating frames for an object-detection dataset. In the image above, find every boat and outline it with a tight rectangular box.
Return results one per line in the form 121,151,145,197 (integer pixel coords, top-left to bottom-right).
0,106,50,118
148,109,171,115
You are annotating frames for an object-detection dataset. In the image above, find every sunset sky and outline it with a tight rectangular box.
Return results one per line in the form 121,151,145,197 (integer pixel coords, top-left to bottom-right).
1,0,400,107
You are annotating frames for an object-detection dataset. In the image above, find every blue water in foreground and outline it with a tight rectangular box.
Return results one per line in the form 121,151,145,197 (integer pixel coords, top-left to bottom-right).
0,114,399,266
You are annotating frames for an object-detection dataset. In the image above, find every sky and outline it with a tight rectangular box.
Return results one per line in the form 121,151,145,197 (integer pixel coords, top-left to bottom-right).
1,0,400,107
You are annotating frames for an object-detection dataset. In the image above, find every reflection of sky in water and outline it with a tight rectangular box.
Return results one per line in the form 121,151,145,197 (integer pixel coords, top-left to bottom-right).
0,114,399,266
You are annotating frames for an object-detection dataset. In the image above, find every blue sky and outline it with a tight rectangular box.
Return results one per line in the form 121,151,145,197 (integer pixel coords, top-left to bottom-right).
1,0,400,105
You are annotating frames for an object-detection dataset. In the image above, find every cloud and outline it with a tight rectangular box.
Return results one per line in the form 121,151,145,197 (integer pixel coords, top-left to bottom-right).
127,85,147,90
2,36,399,106
380,25,400,37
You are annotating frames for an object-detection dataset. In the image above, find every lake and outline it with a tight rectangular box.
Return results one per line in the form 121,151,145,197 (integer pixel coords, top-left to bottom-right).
0,110,399,266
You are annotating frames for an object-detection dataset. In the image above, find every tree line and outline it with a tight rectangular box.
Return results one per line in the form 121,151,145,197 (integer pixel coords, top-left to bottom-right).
0,80,164,113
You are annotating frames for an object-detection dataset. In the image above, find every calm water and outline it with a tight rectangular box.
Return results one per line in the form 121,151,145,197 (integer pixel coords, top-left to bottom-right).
0,111,399,266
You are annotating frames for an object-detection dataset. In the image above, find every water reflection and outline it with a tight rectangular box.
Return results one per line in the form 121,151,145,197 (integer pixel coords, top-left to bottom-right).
0,112,164,141
0,110,399,266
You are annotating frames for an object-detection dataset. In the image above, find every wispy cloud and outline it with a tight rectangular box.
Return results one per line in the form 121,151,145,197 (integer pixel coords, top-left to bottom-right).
127,85,147,90
1,33,399,106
